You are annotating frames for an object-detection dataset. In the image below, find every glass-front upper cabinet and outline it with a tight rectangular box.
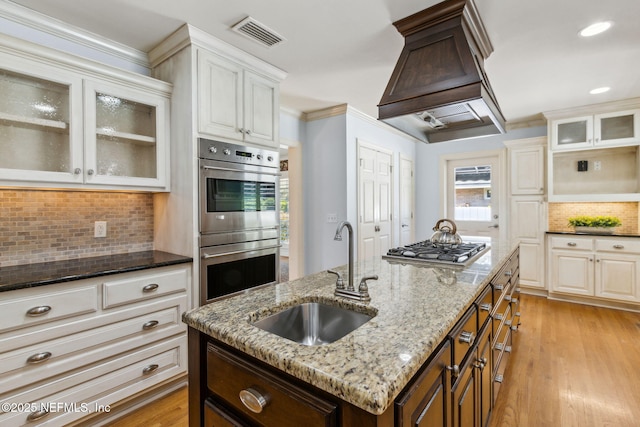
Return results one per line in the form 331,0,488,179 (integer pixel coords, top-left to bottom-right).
551,110,640,151
0,64,84,184
84,80,169,189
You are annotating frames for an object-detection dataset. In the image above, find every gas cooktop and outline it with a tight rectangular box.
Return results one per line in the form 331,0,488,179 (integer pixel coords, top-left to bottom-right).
383,241,489,266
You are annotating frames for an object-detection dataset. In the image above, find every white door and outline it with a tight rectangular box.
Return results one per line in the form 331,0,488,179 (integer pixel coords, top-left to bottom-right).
399,156,415,246
444,153,504,240
358,142,393,261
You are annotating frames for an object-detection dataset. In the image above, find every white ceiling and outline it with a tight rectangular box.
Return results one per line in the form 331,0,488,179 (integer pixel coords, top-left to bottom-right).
9,0,640,125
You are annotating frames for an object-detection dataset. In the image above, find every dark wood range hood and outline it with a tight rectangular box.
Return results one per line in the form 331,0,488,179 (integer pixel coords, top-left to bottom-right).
378,0,505,143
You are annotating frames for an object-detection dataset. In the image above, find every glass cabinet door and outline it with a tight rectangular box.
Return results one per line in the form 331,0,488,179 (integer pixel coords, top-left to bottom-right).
84,80,168,188
594,110,640,147
0,66,83,183
552,116,593,150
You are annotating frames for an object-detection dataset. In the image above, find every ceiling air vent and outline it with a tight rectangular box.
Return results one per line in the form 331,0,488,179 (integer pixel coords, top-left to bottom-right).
231,16,286,48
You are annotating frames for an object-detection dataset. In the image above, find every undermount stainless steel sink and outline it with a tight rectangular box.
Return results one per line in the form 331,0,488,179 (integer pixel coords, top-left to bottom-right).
252,302,374,346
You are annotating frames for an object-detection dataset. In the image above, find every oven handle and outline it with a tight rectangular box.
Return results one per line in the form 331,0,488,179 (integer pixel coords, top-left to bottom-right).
202,165,281,177
202,245,281,259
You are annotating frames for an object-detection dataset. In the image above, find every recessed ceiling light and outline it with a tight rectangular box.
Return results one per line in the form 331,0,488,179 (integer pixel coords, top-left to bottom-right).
580,21,612,37
589,87,610,95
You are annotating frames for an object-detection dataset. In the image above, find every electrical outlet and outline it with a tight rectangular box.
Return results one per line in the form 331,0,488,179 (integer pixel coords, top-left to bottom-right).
94,221,107,238
594,160,602,171
327,213,338,223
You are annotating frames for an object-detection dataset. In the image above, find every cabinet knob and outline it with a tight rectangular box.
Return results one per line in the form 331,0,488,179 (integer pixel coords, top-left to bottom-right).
27,409,49,422
87,169,94,176
142,283,159,293
74,168,82,175
142,364,159,375
459,330,475,346
239,387,270,413
26,305,51,317
26,351,52,364
142,320,159,330
446,364,460,378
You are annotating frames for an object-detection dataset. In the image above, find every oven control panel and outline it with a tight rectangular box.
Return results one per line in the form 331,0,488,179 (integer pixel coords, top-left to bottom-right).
198,137,278,168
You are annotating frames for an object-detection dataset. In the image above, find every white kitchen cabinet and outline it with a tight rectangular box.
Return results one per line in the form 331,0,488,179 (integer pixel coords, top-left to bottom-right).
198,49,279,148
0,34,171,191
84,79,169,189
0,264,190,426
550,109,640,151
548,235,640,303
506,137,547,291
509,143,545,194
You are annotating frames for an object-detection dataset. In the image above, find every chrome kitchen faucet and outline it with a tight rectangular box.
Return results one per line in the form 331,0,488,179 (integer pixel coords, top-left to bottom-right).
329,221,377,302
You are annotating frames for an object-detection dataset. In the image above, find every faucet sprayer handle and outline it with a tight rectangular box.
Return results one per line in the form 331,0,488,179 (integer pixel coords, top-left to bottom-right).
359,275,378,292
327,270,345,290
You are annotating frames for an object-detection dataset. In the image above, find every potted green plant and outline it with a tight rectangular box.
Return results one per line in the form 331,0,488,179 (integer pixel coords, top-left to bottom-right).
568,215,621,234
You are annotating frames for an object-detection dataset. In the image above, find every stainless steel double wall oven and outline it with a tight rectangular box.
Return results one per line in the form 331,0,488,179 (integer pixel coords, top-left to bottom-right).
198,138,280,304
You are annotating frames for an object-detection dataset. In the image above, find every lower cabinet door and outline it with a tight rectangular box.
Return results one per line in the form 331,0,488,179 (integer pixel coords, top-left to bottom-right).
395,340,452,427
452,356,477,427
476,325,492,427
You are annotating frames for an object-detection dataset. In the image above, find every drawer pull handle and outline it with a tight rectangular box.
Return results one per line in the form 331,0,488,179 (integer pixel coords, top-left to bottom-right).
504,270,513,277
613,244,624,249
474,357,488,370
26,351,52,364
495,374,504,383
494,313,504,321
479,302,492,312
446,364,460,378
142,364,159,375
26,305,51,317
494,284,504,291
495,343,504,351
142,320,159,330
239,387,269,413
27,409,50,422
459,331,475,346
142,283,159,293
505,345,512,353
511,298,519,305
567,242,577,247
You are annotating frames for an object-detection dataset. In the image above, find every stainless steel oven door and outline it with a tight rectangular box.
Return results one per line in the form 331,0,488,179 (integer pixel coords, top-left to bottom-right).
199,158,279,234
200,238,280,305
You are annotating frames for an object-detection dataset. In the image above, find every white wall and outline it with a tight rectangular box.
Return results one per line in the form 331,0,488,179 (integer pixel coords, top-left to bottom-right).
301,108,418,275
415,126,547,239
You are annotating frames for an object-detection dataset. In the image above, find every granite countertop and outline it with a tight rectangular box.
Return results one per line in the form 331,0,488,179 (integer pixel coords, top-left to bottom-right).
547,230,640,238
183,242,515,415
0,251,193,292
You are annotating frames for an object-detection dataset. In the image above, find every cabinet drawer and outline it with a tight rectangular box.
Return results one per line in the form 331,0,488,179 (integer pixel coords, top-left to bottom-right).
207,343,337,427
103,268,188,308
595,238,640,254
0,303,185,392
205,398,250,427
0,337,185,426
551,236,593,250
0,286,97,334
449,305,478,368
476,285,493,328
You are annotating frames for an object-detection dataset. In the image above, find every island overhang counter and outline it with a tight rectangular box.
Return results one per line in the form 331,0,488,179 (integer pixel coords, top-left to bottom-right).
183,243,519,426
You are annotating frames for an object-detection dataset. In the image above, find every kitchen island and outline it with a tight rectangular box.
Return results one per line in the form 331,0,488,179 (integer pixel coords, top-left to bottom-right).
183,243,520,426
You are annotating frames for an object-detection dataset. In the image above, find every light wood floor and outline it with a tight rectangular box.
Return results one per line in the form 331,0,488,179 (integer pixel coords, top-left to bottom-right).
112,294,640,427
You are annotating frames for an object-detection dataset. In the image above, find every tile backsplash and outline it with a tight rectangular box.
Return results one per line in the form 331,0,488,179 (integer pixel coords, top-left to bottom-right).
0,190,153,267
548,202,639,234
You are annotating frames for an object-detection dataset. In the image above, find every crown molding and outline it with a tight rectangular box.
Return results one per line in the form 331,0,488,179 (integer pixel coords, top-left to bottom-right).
149,24,287,81
543,97,640,120
0,0,149,70
505,114,547,131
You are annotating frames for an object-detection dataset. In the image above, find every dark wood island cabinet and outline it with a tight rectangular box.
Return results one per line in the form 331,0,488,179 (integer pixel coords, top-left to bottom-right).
184,247,520,427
